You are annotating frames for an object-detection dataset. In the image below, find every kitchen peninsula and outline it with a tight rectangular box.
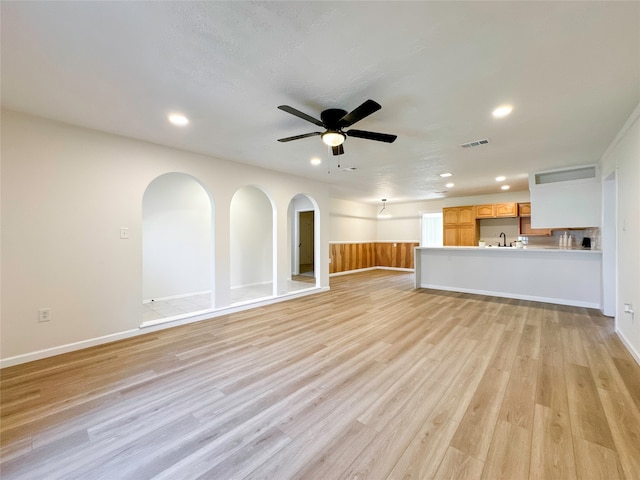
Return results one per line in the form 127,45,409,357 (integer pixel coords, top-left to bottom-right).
414,246,602,308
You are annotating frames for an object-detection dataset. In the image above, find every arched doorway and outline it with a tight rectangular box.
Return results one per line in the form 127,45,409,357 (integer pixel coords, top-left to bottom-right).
229,185,275,304
287,194,319,293
142,173,214,322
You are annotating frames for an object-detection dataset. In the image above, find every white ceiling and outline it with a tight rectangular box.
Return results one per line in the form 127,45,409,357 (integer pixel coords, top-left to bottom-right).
2,2,638,204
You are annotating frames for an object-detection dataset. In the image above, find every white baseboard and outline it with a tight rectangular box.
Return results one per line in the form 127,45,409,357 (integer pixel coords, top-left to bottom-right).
418,283,600,309
616,328,640,366
0,286,329,369
230,280,272,290
330,267,377,277
143,290,211,304
329,266,414,277
377,267,415,273
0,329,142,369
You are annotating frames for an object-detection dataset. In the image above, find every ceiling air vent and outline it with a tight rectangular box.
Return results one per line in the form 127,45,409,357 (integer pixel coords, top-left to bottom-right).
460,138,489,148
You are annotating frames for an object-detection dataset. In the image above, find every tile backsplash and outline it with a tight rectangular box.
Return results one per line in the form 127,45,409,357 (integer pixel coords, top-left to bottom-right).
478,218,601,249
524,227,601,249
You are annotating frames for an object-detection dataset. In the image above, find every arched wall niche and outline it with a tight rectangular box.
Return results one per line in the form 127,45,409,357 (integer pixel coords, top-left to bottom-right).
287,193,320,293
142,172,214,321
229,185,275,304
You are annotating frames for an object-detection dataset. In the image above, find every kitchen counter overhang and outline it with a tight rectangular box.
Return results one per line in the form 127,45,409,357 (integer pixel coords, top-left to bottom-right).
415,246,602,308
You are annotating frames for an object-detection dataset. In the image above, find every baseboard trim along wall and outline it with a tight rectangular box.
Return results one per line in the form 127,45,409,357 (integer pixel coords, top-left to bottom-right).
143,290,212,304
418,283,600,309
329,267,378,277
329,266,414,277
0,286,329,369
617,328,640,366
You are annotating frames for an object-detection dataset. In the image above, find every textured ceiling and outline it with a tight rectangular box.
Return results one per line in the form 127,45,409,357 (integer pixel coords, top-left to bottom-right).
2,1,639,204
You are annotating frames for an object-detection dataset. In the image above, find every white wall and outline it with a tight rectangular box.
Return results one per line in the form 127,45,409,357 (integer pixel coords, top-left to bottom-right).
600,102,640,362
329,198,377,242
230,186,273,288
143,173,212,299
1,110,329,363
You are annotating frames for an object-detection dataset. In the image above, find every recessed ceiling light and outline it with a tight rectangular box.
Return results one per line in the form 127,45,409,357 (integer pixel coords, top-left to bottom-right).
501,185,510,190
445,182,454,188
310,157,321,166
168,113,189,126
492,105,513,118
439,172,453,178
495,176,506,182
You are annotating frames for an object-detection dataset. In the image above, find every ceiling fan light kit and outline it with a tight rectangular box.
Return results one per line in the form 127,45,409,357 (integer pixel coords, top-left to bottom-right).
278,99,397,156
322,130,345,147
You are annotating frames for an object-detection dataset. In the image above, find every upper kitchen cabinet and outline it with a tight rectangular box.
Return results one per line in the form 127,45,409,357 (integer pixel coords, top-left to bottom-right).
529,165,601,228
518,202,532,216
443,207,460,225
475,202,518,218
475,204,495,218
495,202,518,217
442,206,478,246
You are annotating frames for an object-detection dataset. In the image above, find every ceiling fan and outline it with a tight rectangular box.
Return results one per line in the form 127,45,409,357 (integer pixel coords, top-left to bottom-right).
277,99,397,156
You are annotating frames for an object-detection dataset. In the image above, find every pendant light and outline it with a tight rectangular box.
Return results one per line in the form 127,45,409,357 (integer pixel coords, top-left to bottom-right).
377,199,391,219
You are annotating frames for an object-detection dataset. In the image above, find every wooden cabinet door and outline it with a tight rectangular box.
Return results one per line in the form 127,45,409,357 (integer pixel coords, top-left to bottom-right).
443,207,459,225
443,226,458,246
518,202,531,216
458,225,477,246
475,204,495,218
496,202,518,217
519,216,552,236
458,206,475,224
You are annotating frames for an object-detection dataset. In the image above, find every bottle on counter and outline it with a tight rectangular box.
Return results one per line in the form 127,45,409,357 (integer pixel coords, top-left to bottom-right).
567,234,573,248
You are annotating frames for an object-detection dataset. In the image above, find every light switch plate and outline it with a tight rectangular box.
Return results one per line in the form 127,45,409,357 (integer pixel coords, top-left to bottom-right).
120,227,129,239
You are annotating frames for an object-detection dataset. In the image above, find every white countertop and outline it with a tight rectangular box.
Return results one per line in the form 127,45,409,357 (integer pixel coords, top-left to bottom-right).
415,246,601,254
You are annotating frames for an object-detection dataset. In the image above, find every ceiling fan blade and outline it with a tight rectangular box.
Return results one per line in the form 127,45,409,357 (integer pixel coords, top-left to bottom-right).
277,132,322,142
278,105,324,127
332,145,344,156
338,99,381,128
346,129,397,143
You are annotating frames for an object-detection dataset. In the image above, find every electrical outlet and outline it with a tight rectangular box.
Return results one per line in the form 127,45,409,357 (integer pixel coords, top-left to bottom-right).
38,308,51,323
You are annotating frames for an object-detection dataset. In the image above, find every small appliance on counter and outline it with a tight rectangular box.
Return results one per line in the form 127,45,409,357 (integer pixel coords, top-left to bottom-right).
582,237,591,249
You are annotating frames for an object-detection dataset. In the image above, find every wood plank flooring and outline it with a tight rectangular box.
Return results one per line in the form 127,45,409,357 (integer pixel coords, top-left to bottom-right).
1,270,639,479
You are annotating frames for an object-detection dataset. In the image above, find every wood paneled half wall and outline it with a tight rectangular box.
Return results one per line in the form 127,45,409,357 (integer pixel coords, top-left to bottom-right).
330,242,419,274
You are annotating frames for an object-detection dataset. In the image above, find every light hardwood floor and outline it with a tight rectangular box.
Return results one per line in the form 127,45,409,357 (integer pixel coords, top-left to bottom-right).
2,270,639,479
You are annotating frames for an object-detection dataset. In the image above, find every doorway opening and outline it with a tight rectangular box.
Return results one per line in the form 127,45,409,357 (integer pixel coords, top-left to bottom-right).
298,210,315,278
142,173,214,323
230,185,275,304
287,194,319,293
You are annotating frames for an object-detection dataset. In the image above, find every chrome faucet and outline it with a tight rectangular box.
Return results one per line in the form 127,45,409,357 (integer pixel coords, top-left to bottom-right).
499,232,507,247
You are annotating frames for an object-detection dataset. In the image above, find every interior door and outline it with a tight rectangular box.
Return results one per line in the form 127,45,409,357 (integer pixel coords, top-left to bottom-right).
298,211,314,273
